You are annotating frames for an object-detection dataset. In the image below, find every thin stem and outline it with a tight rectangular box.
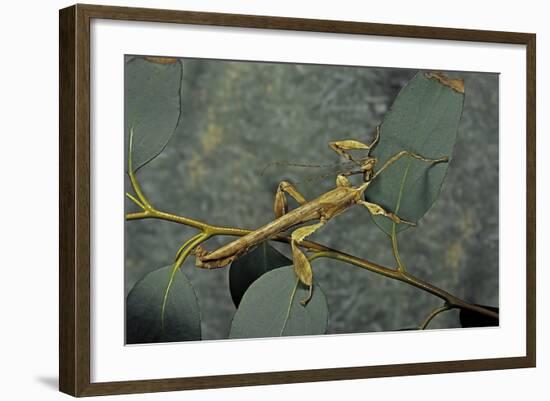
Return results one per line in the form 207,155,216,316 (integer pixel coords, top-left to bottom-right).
391,224,406,272
390,163,410,272
175,233,206,260
300,251,498,320
125,192,145,210
308,252,326,263
308,250,399,279
161,232,210,329
419,304,453,330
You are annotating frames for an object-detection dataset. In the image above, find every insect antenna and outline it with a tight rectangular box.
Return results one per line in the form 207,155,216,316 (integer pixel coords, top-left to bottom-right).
259,159,361,186
259,160,350,176
294,170,341,184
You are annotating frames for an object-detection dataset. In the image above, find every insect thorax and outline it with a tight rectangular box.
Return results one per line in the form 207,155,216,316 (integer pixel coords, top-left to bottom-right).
360,157,377,182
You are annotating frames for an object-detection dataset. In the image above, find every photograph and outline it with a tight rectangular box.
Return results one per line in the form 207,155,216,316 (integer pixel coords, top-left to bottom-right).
123,55,500,344
54,2,536,397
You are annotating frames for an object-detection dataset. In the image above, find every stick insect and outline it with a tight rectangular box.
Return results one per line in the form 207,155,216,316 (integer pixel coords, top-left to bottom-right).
194,127,449,304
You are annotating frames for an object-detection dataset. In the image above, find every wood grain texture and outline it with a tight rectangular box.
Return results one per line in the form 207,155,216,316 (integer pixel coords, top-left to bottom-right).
59,3,536,397
59,4,92,396
525,34,536,367
59,5,76,395
79,357,534,396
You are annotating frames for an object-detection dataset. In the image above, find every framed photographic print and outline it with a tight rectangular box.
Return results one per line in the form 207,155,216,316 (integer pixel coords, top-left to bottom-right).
59,4,536,397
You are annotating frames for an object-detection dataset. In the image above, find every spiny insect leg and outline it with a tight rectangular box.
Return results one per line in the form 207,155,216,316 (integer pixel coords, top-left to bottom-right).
358,200,416,226
273,180,307,218
374,150,449,179
290,219,327,305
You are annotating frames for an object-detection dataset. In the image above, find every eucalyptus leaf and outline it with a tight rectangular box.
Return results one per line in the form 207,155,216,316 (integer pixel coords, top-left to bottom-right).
367,72,465,234
229,266,328,339
229,242,292,307
125,56,183,171
459,305,499,328
126,265,201,344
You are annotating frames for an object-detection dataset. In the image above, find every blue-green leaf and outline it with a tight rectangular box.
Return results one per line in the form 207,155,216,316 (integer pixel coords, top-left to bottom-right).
126,265,201,344
229,242,292,307
125,56,182,171
367,72,465,234
230,266,328,339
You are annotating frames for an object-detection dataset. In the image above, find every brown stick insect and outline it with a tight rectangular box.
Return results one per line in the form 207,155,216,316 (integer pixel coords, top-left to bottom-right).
194,127,449,305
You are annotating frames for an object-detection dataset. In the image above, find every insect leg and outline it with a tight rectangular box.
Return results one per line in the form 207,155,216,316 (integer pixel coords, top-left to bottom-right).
328,127,380,163
328,140,370,164
335,170,365,188
358,200,416,226
290,219,327,306
373,150,449,179
368,126,381,150
274,180,307,218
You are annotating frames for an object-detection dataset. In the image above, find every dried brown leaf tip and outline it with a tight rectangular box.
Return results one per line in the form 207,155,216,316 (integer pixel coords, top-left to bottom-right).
143,56,179,64
425,72,465,94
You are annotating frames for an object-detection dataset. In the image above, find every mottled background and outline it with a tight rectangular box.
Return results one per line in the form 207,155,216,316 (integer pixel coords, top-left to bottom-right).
125,57,499,340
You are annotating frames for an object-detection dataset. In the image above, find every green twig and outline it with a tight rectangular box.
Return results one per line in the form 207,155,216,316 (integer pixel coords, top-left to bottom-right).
419,304,453,330
125,192,145,210
390,163,411,272
161,232,210,329
391,224,406,272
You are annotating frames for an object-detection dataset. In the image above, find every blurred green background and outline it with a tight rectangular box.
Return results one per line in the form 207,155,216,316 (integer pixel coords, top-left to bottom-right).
125,56,499,340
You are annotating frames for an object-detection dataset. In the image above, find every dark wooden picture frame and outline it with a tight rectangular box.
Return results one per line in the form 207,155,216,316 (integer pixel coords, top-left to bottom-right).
59,3,536,397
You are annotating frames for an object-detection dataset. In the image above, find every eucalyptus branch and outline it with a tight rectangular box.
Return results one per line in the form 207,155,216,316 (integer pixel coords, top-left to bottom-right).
126,152,497,322
126,200,497,320
307,251,497,319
